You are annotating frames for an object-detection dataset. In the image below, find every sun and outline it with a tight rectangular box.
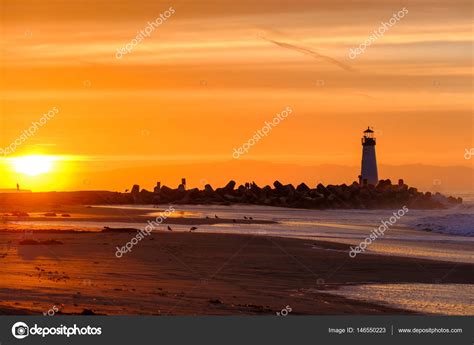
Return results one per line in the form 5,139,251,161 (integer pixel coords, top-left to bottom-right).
11,155,55,176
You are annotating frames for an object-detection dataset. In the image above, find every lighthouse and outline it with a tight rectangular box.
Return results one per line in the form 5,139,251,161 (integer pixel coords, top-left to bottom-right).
359,127,378,186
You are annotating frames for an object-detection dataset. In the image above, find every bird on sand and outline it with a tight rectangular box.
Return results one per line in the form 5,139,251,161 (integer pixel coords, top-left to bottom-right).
189,227,198,232
214,215,219,219
167,226,173,231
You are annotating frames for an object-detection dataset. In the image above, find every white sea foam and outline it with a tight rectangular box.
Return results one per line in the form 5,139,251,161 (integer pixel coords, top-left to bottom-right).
408,213,474,237
405,200,474,237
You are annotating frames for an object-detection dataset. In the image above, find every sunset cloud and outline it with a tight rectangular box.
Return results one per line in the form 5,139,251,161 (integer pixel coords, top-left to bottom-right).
0,0,472,191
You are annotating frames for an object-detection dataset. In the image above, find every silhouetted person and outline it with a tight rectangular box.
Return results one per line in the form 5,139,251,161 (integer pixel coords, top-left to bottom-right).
16,183,20,192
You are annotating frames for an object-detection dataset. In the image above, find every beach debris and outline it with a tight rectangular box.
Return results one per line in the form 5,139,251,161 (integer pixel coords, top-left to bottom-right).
61,213,71,217
237,303,272,313
19,239,63,245
45,239,63,245
80,309,97,315
44,212,57,217
102,227,138,233
167,226,173,231
209,299,223,305
189,227,198,232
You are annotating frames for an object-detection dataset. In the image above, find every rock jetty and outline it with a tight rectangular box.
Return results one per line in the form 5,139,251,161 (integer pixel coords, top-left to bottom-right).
130,179,462,209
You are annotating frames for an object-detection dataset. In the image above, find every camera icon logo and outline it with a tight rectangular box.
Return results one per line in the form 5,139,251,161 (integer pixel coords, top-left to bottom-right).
12,322,29,339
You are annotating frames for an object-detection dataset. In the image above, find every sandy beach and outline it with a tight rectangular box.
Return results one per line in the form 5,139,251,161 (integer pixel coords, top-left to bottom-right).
0,204,473,316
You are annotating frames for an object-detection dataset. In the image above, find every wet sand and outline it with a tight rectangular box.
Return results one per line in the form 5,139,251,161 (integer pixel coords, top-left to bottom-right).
0,204,276,226
1,229,473,315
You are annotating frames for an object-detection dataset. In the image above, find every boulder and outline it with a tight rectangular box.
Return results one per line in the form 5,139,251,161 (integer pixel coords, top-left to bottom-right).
204,184,214,193
131,184,140,196
216,180,236,195
273,180,284,190
223,180,236,191
296,183,310,193
237,185,246,193
160,185,174,194
250,182,261,192
283,184,295,194
316,183,328,196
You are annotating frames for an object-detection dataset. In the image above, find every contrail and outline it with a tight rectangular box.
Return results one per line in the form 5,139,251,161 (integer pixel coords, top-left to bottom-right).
262,37,354,72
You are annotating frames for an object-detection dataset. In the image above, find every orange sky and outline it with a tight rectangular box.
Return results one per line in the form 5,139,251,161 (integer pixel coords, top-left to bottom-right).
0,0,472,191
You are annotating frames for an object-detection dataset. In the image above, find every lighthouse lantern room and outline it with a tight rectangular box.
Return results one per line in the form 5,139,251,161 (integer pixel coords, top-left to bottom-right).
359,127,379,186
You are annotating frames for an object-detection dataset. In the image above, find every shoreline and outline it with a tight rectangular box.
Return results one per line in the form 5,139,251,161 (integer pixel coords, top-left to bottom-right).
2,203,473,263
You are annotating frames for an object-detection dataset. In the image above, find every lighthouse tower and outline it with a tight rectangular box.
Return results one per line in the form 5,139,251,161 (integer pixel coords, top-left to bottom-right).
360,127,378,186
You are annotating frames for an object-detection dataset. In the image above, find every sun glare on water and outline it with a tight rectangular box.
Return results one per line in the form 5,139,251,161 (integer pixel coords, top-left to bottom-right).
11,155,55,176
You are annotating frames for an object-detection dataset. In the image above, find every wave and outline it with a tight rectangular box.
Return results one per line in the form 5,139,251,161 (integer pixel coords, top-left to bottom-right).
408,213,474,237
449,203,474,211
